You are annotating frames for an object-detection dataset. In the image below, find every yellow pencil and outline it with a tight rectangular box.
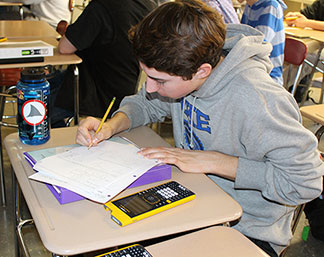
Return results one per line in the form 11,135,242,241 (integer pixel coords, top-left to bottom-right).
88,97,116,149
284,16,298,21
0,37,7,42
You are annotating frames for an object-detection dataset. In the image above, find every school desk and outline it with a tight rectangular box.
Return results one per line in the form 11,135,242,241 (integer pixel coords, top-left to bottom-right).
146,226,269,257
0,20,59,39
285,26,324,105
300,104,324,140
4,126,242,257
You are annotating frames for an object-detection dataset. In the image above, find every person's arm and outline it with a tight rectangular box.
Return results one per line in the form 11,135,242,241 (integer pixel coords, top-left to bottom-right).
139,147,239,180
301,19,324,30
58,35,77,54
76,112,131,146
286,12,324,30
58,0,112,54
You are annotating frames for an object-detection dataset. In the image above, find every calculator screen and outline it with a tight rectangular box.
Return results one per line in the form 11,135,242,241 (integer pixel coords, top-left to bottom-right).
115,195,154,217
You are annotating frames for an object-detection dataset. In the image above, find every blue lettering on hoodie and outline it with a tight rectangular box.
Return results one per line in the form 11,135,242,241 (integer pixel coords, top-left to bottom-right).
181,98,211,150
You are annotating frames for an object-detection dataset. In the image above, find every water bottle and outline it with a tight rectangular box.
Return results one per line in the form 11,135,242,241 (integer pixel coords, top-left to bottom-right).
17,68,50,145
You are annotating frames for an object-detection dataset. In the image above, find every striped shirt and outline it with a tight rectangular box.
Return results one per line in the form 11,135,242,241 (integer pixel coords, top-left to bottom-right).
241,0,287,85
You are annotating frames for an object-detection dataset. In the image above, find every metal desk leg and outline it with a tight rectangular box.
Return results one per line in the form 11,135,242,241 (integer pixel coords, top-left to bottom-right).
0,91,6,207
17,219,34,257
320,69,324,104
0,144,5,207
300,43,324,106
13,168,69,257
13,169,20,257
73,65,79,125
13,168,35,257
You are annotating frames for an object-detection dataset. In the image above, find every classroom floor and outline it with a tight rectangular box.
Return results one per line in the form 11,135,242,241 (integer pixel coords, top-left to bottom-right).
1,86,324,257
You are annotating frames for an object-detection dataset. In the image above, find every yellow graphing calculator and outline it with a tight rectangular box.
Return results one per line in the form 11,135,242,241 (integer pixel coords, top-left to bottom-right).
104,181,195,226
95,244,152,257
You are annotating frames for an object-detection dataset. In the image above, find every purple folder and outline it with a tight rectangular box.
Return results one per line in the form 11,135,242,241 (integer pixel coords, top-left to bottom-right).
24,151,171,204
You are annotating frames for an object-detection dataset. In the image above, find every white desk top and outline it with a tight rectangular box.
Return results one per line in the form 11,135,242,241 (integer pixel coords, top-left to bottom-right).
4,126,242,256
0,21,82,68
300,104,324,125
285,26,324,43
147,226,269,257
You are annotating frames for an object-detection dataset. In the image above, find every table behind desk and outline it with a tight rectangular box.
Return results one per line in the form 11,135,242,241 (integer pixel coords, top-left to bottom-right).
0,20,59,39
0,37,82,69
5,126,242,256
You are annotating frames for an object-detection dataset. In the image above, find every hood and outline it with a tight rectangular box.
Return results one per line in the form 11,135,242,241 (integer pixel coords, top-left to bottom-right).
276,0,287,10
255,0,287,10
192,23,273,98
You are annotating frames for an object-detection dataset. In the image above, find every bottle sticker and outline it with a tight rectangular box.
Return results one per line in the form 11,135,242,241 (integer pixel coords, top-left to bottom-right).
22,100,47,125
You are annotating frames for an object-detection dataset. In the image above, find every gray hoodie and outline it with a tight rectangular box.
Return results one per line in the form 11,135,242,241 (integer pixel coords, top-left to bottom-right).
117,24,324,254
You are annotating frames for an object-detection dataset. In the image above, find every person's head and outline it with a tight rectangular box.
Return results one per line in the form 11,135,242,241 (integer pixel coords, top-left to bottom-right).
129,0,226,82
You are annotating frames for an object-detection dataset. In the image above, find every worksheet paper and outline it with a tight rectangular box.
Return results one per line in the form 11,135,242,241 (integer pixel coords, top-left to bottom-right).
29,141,158,203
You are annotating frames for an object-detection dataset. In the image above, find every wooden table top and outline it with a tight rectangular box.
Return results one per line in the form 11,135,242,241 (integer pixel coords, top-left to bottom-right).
0,20,60,39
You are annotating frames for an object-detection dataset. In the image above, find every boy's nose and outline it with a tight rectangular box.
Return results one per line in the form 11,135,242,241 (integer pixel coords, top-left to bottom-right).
145,78,159,93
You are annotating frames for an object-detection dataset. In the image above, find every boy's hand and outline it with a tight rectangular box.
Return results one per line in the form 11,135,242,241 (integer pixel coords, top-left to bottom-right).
138,147,238,180
76,117,113,147
285,12,308,28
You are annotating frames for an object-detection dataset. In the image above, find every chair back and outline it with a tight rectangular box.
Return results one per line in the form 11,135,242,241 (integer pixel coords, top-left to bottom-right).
284,37,307,66
0,68,21,86
56,20,69,36
283,37,308,96
69,0,75,12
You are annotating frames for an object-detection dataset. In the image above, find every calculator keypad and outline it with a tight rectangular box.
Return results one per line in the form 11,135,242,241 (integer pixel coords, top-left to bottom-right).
111,181,195,219
101,244,152,257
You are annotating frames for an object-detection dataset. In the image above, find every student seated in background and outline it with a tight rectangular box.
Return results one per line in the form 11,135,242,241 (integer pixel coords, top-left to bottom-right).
202,0,240,23
238,0,287,85
75,1,324,256
52,0,157,127
286,0,324,30
285,0,324,99
7,0,72,28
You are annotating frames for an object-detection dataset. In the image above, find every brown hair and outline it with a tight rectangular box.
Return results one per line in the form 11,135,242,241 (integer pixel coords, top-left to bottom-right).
129,0,226,80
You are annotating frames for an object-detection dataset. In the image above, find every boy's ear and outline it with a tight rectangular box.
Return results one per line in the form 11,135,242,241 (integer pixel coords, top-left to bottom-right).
195,63,212,79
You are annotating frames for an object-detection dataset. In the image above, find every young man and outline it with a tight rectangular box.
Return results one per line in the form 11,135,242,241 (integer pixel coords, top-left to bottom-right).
238,0,287,85
20,0,71,28
76,1,324,256
52,0,157,127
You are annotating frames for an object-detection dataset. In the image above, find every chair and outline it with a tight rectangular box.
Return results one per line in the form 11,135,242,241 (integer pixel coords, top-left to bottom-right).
56,20,69,36
284,37,308,97
0,68,21,206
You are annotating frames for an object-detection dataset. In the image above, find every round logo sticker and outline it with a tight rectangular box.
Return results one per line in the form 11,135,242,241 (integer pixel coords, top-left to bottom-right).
22,100,47,126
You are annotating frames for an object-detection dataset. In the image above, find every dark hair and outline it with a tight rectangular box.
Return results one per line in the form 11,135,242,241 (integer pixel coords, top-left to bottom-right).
129,0,226,80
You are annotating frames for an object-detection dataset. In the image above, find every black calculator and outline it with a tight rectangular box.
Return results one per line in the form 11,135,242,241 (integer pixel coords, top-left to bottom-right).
95,244,152,257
